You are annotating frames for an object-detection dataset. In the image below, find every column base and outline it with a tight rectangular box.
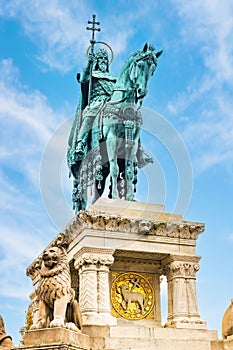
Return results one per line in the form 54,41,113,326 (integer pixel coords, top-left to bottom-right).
82,312,117,326
165,318,207,330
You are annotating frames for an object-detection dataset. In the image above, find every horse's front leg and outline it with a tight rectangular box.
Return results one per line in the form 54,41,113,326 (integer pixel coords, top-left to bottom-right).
106,138,119,199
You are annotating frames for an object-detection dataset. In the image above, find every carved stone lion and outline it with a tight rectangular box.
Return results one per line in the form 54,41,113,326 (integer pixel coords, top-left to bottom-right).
31,245,82,331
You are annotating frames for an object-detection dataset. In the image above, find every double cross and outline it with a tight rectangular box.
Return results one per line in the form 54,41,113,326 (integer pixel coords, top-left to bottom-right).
86,14,101,106
86,14,101,49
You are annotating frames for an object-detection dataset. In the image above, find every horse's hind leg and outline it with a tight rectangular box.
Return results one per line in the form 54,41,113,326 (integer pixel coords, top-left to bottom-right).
109,158,119,199
106,138,119,199
125,144,137,201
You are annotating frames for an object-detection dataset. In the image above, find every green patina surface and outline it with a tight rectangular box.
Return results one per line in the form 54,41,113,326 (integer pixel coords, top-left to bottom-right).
67,15,162,212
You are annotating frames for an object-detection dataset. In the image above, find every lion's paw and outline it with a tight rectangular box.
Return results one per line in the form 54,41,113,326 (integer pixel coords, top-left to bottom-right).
30,318,46,329
30,324,40,330
65,322,79,332
50,316,65,328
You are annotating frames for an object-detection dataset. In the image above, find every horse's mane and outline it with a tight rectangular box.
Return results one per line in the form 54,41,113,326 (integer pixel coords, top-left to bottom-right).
116,54,136,82
116,48,156,84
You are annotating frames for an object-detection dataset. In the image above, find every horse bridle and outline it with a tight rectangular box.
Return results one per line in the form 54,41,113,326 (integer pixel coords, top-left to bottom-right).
109,53,156,106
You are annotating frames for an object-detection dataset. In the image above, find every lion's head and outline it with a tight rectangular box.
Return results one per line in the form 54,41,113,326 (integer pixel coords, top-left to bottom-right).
43,247,61,268
40,246,68,277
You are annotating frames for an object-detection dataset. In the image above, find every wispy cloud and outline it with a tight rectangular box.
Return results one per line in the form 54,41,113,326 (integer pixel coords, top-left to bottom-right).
0,223,46,298
0,58,67,299
1,0,91,71
168,0,233,174
0,0,160,72
0,58,65,184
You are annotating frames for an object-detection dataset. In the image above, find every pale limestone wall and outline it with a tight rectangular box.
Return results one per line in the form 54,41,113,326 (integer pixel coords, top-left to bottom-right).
24,198,223,350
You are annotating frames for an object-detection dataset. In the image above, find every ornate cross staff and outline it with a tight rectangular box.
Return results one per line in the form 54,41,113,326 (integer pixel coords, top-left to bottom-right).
86,14,101,106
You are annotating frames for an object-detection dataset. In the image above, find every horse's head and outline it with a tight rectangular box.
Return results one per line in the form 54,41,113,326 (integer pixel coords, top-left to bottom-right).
128,43,162,103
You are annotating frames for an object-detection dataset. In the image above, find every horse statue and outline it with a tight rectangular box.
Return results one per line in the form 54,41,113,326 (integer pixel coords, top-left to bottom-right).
67,43,162,212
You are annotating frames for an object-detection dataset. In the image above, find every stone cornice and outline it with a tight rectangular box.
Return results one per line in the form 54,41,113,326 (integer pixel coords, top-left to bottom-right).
26,207,204,281
69,210,204,239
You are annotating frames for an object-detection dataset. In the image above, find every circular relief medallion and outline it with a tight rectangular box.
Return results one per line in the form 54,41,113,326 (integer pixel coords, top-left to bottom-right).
111,272,154,320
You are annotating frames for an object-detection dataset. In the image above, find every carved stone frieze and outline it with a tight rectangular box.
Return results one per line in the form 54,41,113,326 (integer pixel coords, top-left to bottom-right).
147,223,204,240
73,209,204,240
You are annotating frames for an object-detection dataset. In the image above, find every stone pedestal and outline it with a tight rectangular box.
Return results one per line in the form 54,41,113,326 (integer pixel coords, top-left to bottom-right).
25,198,219,350
21,328,90,350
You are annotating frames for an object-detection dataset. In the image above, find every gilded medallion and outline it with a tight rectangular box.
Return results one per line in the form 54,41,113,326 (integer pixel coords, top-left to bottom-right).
111,272,154,320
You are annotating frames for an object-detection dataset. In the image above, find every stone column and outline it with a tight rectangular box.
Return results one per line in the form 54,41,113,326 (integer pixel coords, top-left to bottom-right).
163,255,207,329
153,272,162,325
74,247,117,326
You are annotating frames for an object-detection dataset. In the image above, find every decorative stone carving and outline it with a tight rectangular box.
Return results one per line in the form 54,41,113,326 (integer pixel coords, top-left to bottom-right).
162,255,206,329
0,316,14,350
75,252,114,268
111,272,154,320
26,206,205,277
147,222,204,240
163,261,200,280
73,209,204,239
30,236,82,331
27,233,72,280
222,299,233,339
74,248,116,326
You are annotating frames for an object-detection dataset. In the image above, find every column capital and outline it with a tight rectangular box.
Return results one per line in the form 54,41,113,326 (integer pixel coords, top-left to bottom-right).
162,255,200,280
74,247,114,270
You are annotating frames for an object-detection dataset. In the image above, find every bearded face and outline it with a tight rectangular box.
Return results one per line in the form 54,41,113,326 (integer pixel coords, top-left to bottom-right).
96,56,109,72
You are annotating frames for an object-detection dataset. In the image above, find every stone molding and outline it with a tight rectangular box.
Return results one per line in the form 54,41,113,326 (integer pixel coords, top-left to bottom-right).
74,211,204,240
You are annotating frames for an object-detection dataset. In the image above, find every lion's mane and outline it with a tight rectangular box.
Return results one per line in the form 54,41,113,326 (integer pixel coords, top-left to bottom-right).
36,246,74,308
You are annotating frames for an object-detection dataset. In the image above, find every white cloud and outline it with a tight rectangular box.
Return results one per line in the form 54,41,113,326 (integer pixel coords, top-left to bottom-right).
0,58,67,298
0,221,47,298
0,0,160,72
183,1,233,82
168,0,233,173
1,0,91,71
0,58,65,186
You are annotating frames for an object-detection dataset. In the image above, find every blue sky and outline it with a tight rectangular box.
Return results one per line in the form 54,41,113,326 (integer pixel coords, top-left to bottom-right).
1,0,233,343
